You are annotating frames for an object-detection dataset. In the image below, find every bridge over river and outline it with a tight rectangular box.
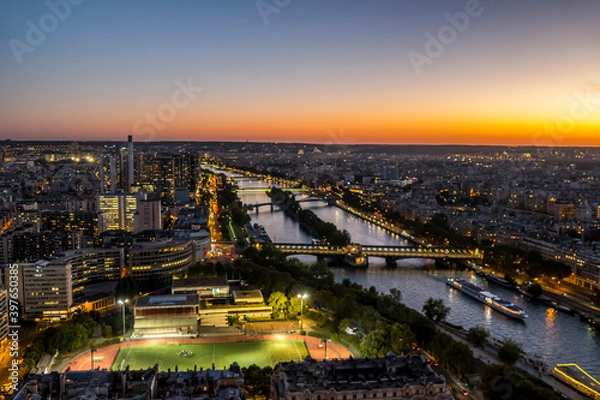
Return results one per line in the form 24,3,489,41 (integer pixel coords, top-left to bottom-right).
272,243,481,267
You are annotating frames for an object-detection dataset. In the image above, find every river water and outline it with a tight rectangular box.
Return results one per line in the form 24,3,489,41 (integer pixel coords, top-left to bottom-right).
225,172,600,376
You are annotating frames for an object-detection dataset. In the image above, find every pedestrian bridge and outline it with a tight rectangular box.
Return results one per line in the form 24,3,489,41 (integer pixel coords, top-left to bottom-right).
272,243,481,260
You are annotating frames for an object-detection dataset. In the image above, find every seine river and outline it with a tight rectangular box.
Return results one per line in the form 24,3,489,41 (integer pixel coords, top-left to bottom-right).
225,172,600,377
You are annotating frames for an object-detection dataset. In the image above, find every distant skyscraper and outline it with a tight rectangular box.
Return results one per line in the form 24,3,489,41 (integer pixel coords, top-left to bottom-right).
128,135,134,191
99,157,105,193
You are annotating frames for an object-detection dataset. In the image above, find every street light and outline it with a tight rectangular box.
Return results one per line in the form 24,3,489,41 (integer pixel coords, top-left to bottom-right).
118,299,129,341
297,294,308,331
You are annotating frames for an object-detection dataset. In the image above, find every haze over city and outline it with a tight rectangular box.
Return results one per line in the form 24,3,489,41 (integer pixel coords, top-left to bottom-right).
2,0,600,145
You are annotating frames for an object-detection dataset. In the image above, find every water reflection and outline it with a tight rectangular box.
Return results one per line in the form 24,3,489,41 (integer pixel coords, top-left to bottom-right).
484,305,493,324
225,170,600,377
545,308,557,329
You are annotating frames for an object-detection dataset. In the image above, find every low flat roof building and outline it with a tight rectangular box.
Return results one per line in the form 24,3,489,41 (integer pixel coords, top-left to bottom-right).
172,276,230,299
233,289,265,305
133,294,199,338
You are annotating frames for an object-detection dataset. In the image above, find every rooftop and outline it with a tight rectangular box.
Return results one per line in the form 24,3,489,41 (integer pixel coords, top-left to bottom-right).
135,294,198,308
277,354,446,393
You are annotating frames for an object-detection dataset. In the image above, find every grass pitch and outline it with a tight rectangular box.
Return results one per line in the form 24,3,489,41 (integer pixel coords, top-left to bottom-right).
111,339,308,371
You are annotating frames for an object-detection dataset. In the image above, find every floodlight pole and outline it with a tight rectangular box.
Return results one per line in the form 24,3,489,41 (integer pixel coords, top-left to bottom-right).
118,299,129,341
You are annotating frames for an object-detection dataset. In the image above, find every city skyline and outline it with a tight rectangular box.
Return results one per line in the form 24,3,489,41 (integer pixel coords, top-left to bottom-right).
2,0,600,145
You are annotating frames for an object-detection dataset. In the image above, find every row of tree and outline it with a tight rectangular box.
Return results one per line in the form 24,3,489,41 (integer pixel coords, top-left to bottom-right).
21,312,98,376
268,187,351,246
342,188,573,281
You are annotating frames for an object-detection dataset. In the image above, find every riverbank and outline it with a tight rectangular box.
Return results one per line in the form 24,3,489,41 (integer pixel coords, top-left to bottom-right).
227,165,600,378
438,323,588,400
337,197,600,325
335,201,423,245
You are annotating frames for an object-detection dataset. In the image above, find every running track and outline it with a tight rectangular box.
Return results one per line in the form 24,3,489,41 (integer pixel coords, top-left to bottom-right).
64,335,352,372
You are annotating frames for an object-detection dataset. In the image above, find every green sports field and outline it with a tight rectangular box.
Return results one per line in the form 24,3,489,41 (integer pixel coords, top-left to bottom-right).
111,340,308,371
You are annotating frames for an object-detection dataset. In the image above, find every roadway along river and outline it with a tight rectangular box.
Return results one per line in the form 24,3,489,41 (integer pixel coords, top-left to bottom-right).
228,172,600,377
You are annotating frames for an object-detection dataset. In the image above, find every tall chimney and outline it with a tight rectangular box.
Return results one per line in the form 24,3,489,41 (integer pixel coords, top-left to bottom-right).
127,135,134,191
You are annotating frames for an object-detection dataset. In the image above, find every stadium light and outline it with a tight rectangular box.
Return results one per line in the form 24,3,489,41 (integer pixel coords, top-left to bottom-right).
297,293,308,317
297,293,308,331
118,299,129,341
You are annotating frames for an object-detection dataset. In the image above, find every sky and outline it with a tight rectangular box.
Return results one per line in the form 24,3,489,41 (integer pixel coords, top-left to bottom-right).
1,0,600,145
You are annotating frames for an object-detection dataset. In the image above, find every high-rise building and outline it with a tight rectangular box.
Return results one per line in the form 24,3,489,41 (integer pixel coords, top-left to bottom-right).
110,155,117,193
98,194,138,232
128,135,134,191
8,260,73,321
134,200,162,232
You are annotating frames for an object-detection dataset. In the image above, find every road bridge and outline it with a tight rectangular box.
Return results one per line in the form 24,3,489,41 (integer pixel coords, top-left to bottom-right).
245,197,336,212
272,243,482,266
235,187,306,193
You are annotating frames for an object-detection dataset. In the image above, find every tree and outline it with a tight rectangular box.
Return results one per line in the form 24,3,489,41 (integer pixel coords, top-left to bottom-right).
287,296,301,319
359,328,387,357
338,318,351,334
498,339,522,365
242,364,273,398
467,326,489,348
115,276,138,301
442,341,474,375
481,364,560,400
422,298,450,323
267,291,289,319
526,283,543,298
102,324,113,338
389,288,402,302
388,323,414,354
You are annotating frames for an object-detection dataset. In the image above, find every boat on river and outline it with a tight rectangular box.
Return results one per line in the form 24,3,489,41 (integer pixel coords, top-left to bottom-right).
447,277,528,321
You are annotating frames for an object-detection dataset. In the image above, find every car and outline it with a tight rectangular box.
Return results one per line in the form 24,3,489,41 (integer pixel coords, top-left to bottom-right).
462,390,469,396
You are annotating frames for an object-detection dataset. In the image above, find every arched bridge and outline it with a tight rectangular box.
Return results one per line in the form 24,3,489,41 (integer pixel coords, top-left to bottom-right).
273,243,482,260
